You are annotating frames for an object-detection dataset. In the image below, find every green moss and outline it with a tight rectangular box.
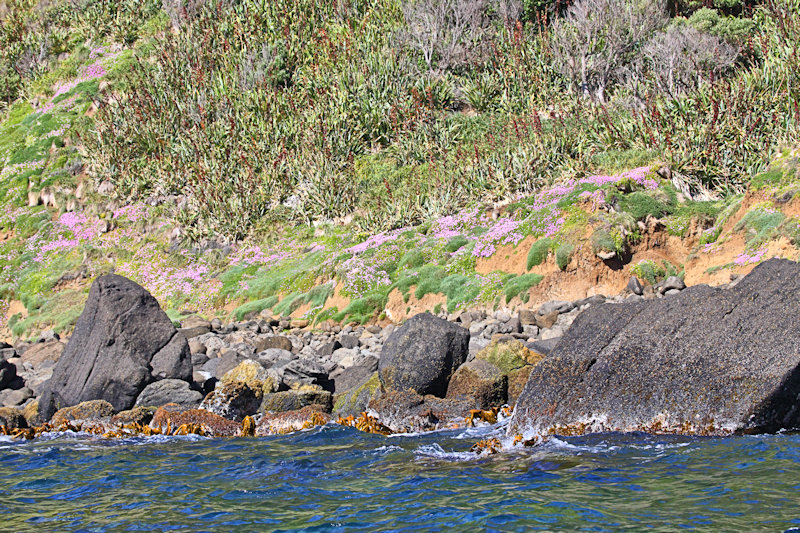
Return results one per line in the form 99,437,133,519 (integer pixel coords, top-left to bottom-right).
232,296,279,321
333,372,380,415
503,273,543,304
555,243,575,271
526,238,552,270
445,235,469,253
734,205,785,249
475,340,540,373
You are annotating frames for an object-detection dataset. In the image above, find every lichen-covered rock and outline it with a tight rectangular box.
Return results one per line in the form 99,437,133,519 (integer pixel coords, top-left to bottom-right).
150,404,239,436
38,275,192,421
476,339,543,374
510,259,800,437
51,399,115,426
0,407,27,430
446,359,507,409
221,360,279,394
112,406,157,426
135,379,202,410
260,389,333,414
507,366,534,405
333,372,381,417
199,382,263,421
378,313,469,397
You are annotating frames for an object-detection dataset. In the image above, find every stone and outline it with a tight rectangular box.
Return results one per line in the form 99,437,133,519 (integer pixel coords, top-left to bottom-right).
1,387,32,407
0,347,16,361
51,400,115,426
112,406,157,426
260,389,333,414
255,336,293,353
509,259,800,436
188,340,206,355
318,340,342,357
627,276,644,295
199,382,263,421
446,359,507,409
256,348,294,365
277,358,333,391
0,360,16,390
178,326,209,339
525,338,561,357
135,379,202,410
378,313,469,397
507,366,534,405
333,366,375,394
339,334,359,349
518,309,537,326
38,275,192,421
333,372,381,417
476,339,543,374
534,310,559,329
659,276,686,294
19,340,64,368
204,352,240,380
0,407,27,430
537,300,575,316
151,404,239,436
181,315,212,330
220,360,279,394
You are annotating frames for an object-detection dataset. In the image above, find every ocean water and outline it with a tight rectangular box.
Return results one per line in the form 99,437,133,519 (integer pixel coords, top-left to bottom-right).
1,424,799,532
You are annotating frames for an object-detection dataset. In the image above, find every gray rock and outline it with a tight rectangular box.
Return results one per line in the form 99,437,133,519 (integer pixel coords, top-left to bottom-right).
0,360,16,390
524,337,561,357
135,379,202,410
255,336,293,353
339,334,359,349
256,348,294,365
664,289,682,297
334,366,375,394
0,348,16,361
575,294,607,308
659,276,686,294
510,259,800,436
0,387,32,407
38,275,193,421
537,300,575,316
278,359,333,391
191,352,210,367
378,313,469,397
627,276,644,295
318,340,342,357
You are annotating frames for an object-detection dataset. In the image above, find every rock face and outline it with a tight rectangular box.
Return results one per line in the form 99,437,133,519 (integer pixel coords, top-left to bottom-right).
38,275,193,421
378,313,469,397
510,259,800,436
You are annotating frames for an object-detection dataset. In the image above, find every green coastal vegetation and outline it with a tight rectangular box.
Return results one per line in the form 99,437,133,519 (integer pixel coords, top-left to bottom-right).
1,0,800,340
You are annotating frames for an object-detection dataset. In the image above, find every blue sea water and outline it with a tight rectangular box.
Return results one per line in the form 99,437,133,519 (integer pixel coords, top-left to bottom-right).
1,424,799,532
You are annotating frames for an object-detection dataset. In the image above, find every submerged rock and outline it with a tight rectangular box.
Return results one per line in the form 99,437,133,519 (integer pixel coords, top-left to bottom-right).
38,275,192,421
151,404,239,436
378,313,469,397
510,259,800,436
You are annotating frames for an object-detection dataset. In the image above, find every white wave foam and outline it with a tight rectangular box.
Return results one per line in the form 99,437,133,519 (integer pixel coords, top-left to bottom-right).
414,443,476,462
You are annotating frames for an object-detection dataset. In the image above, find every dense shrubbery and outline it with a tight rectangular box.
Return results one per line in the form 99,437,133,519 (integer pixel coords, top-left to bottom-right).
3,0,797,241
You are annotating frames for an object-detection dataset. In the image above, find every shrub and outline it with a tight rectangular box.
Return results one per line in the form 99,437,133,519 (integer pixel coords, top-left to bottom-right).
526,237,551,269
555,242,574,270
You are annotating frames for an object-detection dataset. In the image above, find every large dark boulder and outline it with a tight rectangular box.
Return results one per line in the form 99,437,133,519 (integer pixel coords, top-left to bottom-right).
38,274,192,421
509,259,800,437
378,313,469,397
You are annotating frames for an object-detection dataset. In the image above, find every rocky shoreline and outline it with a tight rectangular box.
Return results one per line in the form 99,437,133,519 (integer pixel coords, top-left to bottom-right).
2,259,799,447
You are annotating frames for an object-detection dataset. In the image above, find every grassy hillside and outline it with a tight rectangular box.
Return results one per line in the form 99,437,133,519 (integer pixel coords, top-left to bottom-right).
0,0,799,340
